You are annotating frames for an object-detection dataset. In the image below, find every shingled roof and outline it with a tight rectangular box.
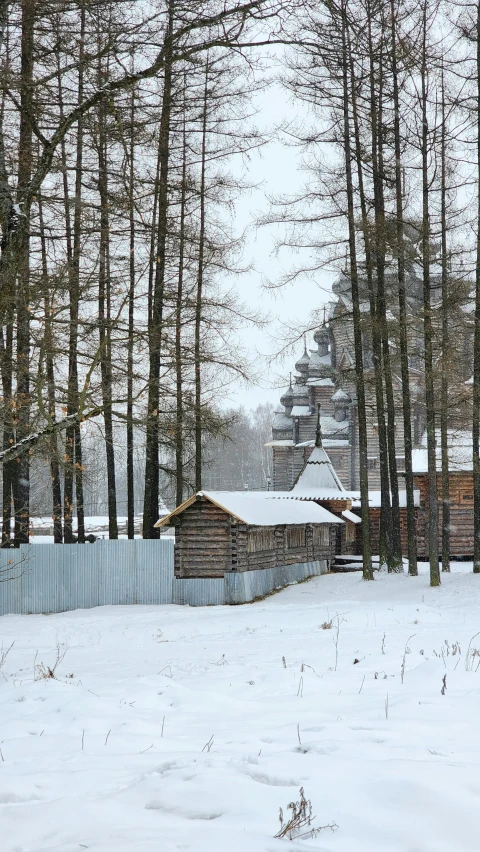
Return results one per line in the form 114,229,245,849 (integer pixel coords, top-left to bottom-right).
291,444,346,494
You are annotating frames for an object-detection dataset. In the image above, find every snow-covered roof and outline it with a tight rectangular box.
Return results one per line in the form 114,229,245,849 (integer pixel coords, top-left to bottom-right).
264,439,294,447
292,445,346,494
291,405,311,417
306,377,335,387
323,439,350,448
318,416,349,435
309,350,331,367
296,439,350,449
411,431,476,473
342,509,362,524
331,388,350,402
155,491,343,528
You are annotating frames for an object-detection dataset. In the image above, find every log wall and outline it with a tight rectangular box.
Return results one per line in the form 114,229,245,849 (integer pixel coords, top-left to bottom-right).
172,497,338,578
173,500,231,578
353,507,414,556
414,473,474,559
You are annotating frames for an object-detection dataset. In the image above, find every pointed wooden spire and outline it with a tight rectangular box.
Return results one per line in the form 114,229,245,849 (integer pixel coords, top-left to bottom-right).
315,403,323,448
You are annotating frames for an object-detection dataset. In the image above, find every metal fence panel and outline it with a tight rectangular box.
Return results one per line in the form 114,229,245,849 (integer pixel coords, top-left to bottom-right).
136,539,174,605
0,541,326,615
0,539,175,616
172,577,225,606
96,540,136,607
0,548,24,615
66,544,100,611
21,544,62,614
225,559,328,604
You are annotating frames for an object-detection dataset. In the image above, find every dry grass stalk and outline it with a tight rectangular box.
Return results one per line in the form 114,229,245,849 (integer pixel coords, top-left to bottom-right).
275,787,337,840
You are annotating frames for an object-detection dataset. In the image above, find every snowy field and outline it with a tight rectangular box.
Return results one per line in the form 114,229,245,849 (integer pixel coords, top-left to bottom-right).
1,565,480,852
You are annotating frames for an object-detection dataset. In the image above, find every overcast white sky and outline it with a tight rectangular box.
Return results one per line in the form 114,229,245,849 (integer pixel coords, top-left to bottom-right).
222,80,337,411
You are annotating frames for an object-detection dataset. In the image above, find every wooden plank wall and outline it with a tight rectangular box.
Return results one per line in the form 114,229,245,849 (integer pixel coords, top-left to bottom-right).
234,523,334,572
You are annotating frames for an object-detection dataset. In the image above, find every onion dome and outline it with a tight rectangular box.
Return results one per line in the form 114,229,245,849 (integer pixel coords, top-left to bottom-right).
331,388,351,403
313,326,329,357
331,387,351,422
280,383,293,414
295,346,310,378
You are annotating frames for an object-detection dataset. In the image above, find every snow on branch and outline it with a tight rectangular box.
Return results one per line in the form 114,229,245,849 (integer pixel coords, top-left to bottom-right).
0,408,104,466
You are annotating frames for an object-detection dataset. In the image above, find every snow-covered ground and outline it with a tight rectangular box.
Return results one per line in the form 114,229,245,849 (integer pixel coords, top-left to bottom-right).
1,564,480,851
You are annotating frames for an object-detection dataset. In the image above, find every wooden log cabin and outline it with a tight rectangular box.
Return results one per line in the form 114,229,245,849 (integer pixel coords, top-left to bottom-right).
411,433,476,559
154,491,343,579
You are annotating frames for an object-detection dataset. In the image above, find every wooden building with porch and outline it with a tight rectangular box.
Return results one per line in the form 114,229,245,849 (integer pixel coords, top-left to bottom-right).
155,491,343,579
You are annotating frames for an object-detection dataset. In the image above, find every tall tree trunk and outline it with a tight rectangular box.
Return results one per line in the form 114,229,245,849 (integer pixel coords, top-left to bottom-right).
143,0,174,538
440,67,450,572
390,0,417,575
342,1,373,581
0,13,16,547
366,7,393,570
74,423,85,543
13,0,35,546
420,0,440,585
127,83,136,538
0,318,13,547
64,7,85,544
38,193,63,543
376,32,402,571
195,61,209,492
473,1,480,574
175,95,187,506
97,57,118,540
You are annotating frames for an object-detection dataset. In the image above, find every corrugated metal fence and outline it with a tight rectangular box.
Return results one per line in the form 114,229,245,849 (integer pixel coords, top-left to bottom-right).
0,541,327,615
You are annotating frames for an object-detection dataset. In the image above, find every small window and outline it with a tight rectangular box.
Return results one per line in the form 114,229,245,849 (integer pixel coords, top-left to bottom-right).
396,456,405,472
367,457,378,471
462,494,473,502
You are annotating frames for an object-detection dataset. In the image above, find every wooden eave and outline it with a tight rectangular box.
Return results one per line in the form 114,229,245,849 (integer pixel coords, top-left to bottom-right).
317,497,353,511
154,493,247,528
